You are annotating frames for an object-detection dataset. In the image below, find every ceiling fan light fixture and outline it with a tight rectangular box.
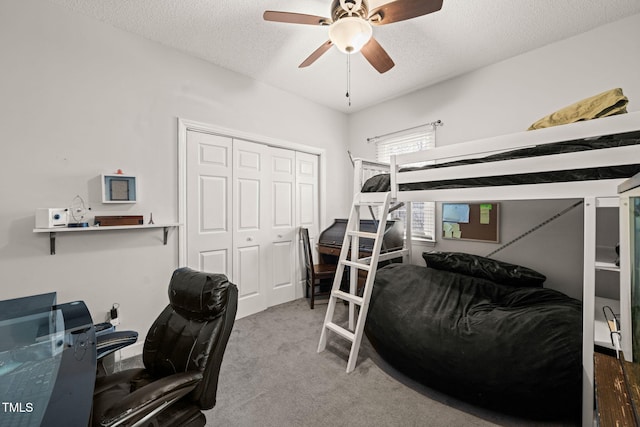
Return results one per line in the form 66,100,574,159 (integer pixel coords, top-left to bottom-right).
328,17,372,54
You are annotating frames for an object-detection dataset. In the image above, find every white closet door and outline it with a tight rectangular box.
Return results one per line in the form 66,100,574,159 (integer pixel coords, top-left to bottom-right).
233,139,270,318
186,131,233,276
267,147,297,306
184,125,320,317
296,151,320,295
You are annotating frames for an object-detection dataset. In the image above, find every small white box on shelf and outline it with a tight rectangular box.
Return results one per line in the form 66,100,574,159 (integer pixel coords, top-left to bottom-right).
35,208,69,228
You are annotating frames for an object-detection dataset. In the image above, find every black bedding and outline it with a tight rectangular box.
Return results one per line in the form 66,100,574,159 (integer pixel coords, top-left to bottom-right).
362,130,640,192
364,262,583,417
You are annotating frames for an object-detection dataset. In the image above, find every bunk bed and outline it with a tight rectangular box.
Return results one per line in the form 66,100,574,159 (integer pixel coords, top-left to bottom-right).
349,111,640,426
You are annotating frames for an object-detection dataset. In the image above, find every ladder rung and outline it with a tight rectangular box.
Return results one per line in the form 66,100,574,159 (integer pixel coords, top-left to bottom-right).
325,322,355,342
341,260,371,271
355,201,384,207
347,230,377,239
356,193,390,206
360,249,409,264
332,290,363,306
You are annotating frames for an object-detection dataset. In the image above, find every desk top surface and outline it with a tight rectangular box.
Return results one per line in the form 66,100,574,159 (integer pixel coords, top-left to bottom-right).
0,297,96,427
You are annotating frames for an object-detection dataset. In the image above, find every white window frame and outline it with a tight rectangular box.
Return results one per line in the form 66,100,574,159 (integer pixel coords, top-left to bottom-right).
375,126,436,242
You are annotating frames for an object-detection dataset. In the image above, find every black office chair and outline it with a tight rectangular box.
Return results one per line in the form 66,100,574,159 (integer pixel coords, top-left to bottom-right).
300,227,337,309
92,267,238,427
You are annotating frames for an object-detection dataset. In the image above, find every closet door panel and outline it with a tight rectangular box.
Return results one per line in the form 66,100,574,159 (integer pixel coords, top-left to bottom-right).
296,152,320,293
200,176,227,231
296,153,319,229
200,250,228,276
272,241,293,286
273,182,293,226
236,245,261,297
268,147,297,306
237,179,261,230
298,183,316,226
186,131,232,277
233,139,270,318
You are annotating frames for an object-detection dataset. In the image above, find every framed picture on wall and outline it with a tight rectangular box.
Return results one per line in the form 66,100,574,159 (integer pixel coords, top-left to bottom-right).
102,174,137,203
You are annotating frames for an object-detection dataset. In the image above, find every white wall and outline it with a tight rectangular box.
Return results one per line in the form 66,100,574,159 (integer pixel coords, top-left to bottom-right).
347,13,640,299
349,13,640,153
2,0,638,334
0,0,350,337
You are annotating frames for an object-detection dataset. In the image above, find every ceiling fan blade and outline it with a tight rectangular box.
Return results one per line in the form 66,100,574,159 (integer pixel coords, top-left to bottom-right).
360,37,394,73
368,0,443,25
299,41,334,68
263,11,331,26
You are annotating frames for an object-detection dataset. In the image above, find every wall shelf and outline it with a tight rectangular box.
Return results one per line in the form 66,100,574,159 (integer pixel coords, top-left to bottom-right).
33,223,180,255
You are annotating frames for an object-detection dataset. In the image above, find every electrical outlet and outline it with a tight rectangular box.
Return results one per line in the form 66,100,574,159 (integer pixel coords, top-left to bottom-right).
109,303,120,326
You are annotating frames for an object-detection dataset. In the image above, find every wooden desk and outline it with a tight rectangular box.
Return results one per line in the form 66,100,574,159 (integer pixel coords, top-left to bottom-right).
622,357,640,423
594,351,637,426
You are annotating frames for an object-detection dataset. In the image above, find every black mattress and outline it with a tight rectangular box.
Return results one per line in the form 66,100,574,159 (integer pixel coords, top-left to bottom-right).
364,263,582,417
362,130,640,192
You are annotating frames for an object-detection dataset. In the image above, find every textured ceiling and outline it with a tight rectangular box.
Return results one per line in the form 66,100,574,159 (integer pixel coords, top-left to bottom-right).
48,0,640,113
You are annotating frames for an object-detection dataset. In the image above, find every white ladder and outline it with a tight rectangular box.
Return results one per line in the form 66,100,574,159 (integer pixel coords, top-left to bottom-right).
317,192,408,373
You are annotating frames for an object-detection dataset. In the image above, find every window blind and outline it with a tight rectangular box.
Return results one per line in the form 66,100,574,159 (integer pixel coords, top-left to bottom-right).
375,126,436,241
375,129,435,163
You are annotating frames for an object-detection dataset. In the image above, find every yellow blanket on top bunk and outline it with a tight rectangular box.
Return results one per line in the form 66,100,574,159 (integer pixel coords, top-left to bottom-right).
527,88,628,130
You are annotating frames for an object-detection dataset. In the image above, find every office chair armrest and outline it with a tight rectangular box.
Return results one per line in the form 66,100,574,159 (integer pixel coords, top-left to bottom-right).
96,330,139,360
100,371,203,427
94,368,147,395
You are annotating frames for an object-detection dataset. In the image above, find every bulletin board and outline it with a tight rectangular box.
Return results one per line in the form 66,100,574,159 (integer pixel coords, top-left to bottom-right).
442,202,499,243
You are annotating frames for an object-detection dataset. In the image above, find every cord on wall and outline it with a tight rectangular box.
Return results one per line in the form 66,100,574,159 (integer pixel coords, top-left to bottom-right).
485,200,583,258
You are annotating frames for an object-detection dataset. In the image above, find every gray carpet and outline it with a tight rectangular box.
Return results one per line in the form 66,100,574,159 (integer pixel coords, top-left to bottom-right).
205,299,577,427
121,298,578,426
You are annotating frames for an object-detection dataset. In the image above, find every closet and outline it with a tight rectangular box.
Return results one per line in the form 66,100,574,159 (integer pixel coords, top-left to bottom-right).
181,126,321,319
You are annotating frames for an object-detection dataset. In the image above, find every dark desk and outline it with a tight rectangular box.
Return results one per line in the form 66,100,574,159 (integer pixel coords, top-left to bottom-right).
0,294,96,427
594,351,640,427
317,219,404,263
318,219,405,289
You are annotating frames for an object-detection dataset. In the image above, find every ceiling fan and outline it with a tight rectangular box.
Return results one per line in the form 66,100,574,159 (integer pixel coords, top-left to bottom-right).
263,0,444,74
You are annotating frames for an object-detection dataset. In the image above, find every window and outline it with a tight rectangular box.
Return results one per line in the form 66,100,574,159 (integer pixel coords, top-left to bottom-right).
375,126,436,241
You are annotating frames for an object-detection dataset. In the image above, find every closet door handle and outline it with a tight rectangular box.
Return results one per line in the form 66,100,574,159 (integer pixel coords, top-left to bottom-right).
277,234,283,238
246,237,253,242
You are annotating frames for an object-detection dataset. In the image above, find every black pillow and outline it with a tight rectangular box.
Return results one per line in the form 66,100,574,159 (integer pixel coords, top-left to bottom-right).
422,251,546,288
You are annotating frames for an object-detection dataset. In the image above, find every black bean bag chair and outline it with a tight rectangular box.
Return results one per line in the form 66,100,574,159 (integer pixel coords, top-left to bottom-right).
364,253,582,418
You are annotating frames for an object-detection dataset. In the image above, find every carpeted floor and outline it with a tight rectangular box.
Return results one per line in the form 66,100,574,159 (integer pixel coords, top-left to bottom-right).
121,298,579,426
210,298,581,427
